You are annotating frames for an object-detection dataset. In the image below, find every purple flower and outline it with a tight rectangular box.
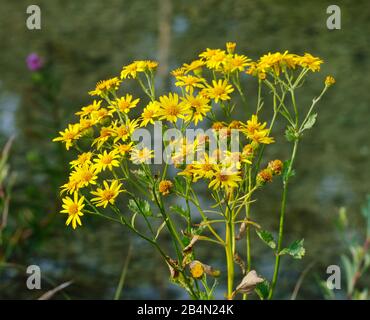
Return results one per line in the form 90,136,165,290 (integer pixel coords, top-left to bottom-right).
26,53,44,71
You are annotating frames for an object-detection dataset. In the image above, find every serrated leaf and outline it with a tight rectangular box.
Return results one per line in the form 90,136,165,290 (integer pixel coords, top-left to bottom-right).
284,126,296,142
282,160,295,182
302,113,317,131
280,239,305,259
170,205,189,220
255,280,270,300
128,198,152,216
256,229,276,249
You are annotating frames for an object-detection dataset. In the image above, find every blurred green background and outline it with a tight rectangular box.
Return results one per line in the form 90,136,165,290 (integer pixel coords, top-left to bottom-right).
0,0,369,299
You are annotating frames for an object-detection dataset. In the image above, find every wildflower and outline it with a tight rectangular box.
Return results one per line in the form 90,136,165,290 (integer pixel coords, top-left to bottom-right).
114,142,133,156
295,53,323,72
190,153,216,182
212,121,227,131
205,50,227,70
182,60,205,75
90,107,112,124
241,115,274,145
189,260,204,278
26,53,44,71
182,94,211,125
199,48,222,60
76,100,102,118
205,79,234,103
224,54,251,73
70,152,93,168
130,147,154,164
53,124,81,150
60,192,85,229
91,180,123,208
175,75,206,93
92,127,114,149
88,77,121,97
60,178,80,195
140,101,160,127
110,94,140,114
268,159,283,175
93,150,120,172
226,42,236,54
171,67,186,77
158,93,190,123
256,168,273,185
144,60,158,71
325,75,335,87
111,119,139,143
158,180,173,196
120,61,146,79
208,166,242,191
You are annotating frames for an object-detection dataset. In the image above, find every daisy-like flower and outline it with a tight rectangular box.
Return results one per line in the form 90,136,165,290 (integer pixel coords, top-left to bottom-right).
188,153,216,182
208,166,242,192
130,147,154,164
182,94,211,125
76,100,102,118
205,51,227,70
91,180,124,208
243,115,267,136
182,60,205,75
241,115,274,145
60,192,85,229
295,53,323,72
72,164,98,189
60,177,80,195
199,48,223,60
226,42,236,54
70,152,93,168
171,67,186,77
158,93,190,123
92,127,114,150
204,79,234,103
93,150,120,172
114,142,133,156
120,61,146,79
88,77,121,97
110,94,140,114
175,75,206,93
90,107,112,124
111,119,139,143
158,180,173,196
140,101,160,127
224,54,251,73
53,124,81,150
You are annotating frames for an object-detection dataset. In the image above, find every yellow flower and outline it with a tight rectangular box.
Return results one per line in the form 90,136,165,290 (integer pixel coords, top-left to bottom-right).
205,50,227,70
208,166,242,191
93,150,120,173
60,178,80,195
224,54,251,73
144,60,158,71
111,119,139,143
130,147,154,164
325,75,335,87
140,101,160,127
92,127,114,150
158,180,173,196
171,67,186,77
88,77,121,97
182,94,211,125
158,93,190,122
175,75,206,93
182,60,205,74
70,152,93,168
60,192,85,229
76,100,102,118
226,42,236,54
249,129,274,145
241,114,275,145
120,61,146,79
188,153,216,182
72,164,98,189
256,168,273,185
114,142,133,156
189,260,204,278
90,107,112,124
53,124,81,150
110,94,140,114
295,53,323,72
91,180,123,208
204,79,234,103
199,48,223,60
243,114,267,136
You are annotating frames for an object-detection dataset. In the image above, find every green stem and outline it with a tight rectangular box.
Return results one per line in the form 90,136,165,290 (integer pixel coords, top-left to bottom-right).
268,139,299,299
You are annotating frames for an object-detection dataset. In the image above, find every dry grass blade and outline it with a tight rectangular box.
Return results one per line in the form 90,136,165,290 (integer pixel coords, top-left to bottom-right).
38,280,73,300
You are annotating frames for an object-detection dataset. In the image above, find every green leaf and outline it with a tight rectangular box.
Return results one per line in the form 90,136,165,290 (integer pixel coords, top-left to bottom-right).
284,126,296,142
128,198,152,217
256,229,276,249
302,113,317,131
170,205,189,220
255,280,270,300
173,176,186,194
280,239,305,259
282,160,295,183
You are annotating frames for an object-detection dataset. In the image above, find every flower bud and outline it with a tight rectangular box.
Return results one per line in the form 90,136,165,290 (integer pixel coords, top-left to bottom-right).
256,168,273,185
158,180,173,196
325,75,335,87
268,159,283,175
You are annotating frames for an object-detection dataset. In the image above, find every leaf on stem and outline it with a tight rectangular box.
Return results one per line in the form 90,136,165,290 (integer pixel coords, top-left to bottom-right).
280,239,306,259
233,270,264,297
255,280,270,300
128,198,152,217
256,229,276,249
301,113,317,132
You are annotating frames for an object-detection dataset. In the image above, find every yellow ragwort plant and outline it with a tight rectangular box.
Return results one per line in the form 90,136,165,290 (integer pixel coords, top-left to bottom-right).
53,43,334,300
